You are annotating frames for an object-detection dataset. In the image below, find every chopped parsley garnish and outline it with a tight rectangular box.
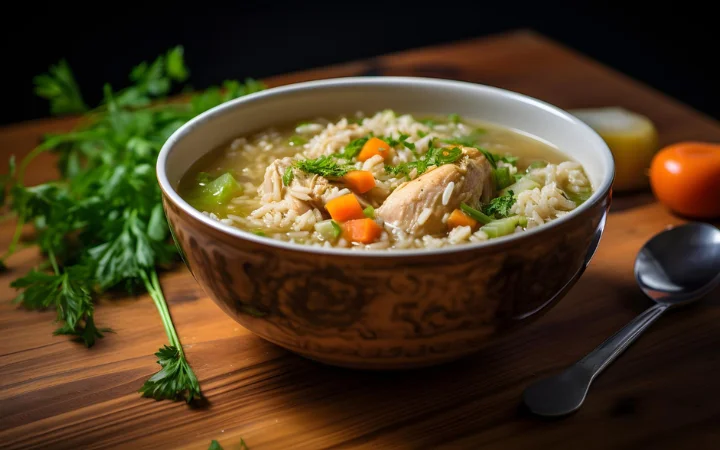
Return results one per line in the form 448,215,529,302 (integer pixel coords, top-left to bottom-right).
482,190,516,218
385,142,463,177
282,166,294,186
417,130,428,138
377,133,416,153
294,155,353,178
337,136,369,160
448,113,461,124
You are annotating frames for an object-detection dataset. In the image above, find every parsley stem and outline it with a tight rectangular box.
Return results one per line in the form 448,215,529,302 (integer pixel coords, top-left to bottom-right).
152,269,186,357
141,269,185,357
1,218,24,264
48,248,60,275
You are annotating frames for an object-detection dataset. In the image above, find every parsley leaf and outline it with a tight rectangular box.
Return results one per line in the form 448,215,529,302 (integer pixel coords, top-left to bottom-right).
88,209,176,290
283,166,294,186
294,155,353,178
385,142,463,178
139,344,201,402
337,136,369,160
10,261,106,347
482,190,516,218
33,59,88,115
381,133,415,151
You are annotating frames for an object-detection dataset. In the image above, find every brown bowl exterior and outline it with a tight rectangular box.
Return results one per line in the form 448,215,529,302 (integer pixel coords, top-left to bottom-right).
162,188,611,370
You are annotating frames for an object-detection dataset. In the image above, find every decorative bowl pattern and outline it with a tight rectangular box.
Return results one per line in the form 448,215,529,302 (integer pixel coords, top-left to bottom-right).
157,77,614,369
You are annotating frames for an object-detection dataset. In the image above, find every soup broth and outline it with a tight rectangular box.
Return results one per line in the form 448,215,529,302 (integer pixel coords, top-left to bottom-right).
178,110,593,250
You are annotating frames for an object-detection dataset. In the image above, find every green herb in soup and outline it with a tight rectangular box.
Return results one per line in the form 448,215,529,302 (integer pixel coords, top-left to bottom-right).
178,110,593,249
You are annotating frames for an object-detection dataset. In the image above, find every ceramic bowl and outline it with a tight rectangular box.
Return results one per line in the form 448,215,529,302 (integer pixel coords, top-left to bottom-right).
157,77,614,369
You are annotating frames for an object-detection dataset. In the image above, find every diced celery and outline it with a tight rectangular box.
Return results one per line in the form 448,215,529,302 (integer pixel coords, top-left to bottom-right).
500,176,541,196
493,166,513,190
186,172,242,214
480,215,526,238
315,220,342,241
203,172,241,205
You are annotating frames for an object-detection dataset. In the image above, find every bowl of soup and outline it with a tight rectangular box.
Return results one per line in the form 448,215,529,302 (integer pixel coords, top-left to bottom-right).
157,77,614,369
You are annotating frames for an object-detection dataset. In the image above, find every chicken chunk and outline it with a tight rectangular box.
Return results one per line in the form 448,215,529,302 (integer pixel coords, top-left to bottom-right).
259,157,329,214
376,147,494,237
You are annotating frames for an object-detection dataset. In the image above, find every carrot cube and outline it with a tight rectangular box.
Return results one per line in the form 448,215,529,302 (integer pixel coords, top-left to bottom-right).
447,209,479,230
343,218,383,244
357,137,390,162
342,170,376,194
325,193,365,222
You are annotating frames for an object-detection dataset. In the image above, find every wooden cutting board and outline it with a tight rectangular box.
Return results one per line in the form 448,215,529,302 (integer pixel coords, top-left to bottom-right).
1,29,719,450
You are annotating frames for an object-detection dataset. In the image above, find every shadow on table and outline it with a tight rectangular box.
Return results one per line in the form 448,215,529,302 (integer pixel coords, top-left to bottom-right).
241,268,720,447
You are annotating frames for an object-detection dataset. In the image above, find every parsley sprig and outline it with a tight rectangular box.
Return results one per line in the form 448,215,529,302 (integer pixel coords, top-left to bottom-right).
482,190,516,218
293,155,353,178
1,46,265,403
385,141,462,177
336,136,369,160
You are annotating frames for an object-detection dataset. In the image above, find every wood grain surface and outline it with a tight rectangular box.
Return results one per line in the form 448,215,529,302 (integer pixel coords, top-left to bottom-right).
2,29,720,450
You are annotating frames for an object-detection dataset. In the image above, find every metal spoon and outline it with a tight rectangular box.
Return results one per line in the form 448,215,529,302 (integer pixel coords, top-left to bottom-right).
522,222,720,417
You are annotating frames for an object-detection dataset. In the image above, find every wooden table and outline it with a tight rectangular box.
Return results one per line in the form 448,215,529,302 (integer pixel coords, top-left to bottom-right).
2,29,719,450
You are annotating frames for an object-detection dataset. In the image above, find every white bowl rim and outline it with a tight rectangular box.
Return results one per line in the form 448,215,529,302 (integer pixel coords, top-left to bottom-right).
157,76,614,258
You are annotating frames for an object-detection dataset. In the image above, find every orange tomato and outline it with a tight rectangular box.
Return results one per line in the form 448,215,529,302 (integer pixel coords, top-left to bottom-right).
649,142,720,218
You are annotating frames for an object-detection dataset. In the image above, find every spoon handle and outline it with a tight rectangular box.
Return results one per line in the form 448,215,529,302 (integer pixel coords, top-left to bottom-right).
578,302,669,376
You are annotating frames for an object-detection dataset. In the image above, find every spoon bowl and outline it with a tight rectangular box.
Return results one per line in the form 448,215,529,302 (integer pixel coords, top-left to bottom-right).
635,222,720,305
523,222,720,417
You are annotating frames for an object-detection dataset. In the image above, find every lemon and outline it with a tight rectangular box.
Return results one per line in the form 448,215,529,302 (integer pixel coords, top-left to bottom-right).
570,107,659,192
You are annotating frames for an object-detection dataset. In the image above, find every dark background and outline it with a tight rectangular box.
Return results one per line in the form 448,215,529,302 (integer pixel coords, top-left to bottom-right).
3,1,717,126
